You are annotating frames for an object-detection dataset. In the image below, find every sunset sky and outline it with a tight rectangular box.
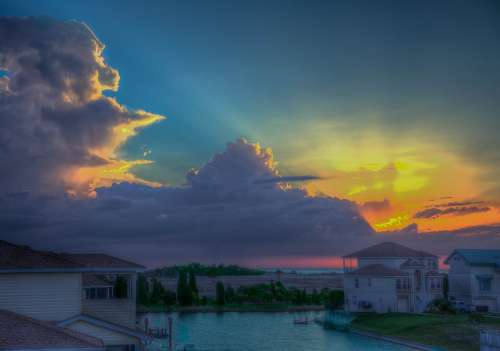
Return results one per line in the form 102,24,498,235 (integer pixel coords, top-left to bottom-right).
1,0,500,267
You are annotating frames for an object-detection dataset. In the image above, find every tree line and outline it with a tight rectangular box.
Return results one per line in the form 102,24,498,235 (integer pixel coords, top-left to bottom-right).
137,272,344,308
148,263,265,278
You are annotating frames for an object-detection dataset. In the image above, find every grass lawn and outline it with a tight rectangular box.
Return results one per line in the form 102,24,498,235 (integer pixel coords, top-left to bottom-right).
351,313,500,351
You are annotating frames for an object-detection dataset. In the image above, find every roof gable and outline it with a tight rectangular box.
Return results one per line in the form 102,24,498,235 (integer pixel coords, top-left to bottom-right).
344,242,436,259
445,249,500,267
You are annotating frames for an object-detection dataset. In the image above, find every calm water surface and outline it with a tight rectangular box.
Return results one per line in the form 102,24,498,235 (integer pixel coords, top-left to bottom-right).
139,311,416,351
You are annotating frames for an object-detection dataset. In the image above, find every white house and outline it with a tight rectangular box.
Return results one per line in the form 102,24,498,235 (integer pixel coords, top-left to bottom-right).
0,240,150,351
445,249,500,312
343,242,443,313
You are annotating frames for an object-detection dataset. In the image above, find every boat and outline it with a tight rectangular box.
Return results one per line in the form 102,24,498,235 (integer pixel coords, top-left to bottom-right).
293,317,309,325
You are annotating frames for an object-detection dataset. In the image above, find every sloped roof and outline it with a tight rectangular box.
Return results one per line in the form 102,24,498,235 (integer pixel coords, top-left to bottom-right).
0,309,104,350
63,253,145,270
0,240,145,273
57,314,151,342
445,249,500,267
0,240,81,270
344,242,436,259
346,264,408,277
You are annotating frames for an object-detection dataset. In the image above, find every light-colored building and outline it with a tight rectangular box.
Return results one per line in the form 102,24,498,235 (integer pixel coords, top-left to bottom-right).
445,249,500,312
0,240,150,351
343,242,443,313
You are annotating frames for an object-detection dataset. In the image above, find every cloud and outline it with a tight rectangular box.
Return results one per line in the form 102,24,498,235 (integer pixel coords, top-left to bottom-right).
359,198,391,212
414,206,490,219
0,138,374,266
254,175,321,184
0,17,164,197
433,200,485,208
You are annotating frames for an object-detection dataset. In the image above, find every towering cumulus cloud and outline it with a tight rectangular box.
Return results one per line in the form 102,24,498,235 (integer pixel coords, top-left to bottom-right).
0,17,164,197
0,137,374,265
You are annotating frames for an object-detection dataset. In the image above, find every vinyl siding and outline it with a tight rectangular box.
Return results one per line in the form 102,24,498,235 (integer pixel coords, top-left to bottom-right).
83,299,136,329
0,273,81,321
344,276,398,313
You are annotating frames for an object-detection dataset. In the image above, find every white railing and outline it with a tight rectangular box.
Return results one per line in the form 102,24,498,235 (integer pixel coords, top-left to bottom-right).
481,329,500,349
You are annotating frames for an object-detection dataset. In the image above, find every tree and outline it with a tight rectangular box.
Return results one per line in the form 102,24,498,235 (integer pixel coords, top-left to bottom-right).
150,278,166,304
216,281,225,305
311,289,321,305
137,274,150,305
225,285,236,304
326,290,344,309
189,270,199,302
162,290,177,306
177,271,193,306
443,274,449,300
114,276,128,299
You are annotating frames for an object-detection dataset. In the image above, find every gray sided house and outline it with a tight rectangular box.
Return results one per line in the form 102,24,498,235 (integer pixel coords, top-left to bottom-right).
445,249,500,312
343,242,443,313
0,240,150,351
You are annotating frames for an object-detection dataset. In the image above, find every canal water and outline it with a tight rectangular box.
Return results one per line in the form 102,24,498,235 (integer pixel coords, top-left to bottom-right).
139,311,417,351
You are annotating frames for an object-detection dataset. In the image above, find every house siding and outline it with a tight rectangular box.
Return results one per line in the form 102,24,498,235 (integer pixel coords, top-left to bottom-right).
0,273,81,321
82,274,137,329
344,276,399,313
448,253,500,312
83,299,137,329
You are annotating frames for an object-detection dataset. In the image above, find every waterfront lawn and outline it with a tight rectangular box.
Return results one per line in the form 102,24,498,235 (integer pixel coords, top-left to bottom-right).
352,313,500,351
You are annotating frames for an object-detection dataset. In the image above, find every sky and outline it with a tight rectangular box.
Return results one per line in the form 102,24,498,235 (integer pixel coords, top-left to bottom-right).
1,0,500,267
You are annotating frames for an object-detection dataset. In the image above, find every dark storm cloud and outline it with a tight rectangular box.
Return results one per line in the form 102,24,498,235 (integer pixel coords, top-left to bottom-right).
0,139,374,266
359,198,391,212
414,206,490,219
254,175,321,184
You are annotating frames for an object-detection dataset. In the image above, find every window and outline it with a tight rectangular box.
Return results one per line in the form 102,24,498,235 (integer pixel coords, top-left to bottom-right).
397,279,401,289
85,287,114,299
478,277,492,291
368,278,372,287
355,278,359,288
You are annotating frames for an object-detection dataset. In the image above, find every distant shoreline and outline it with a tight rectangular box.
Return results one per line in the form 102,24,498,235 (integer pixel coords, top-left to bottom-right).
138,304,327,313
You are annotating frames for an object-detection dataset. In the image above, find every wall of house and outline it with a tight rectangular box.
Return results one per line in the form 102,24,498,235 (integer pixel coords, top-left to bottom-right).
344,276,398,313
0,272,81,321
82,274,137,329
470,266,499,312
448,253,472,305
67,320,140,349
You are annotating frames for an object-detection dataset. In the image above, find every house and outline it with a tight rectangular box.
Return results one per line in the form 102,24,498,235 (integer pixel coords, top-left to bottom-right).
0,240,150,351
445,249,500,312
343,242,443,313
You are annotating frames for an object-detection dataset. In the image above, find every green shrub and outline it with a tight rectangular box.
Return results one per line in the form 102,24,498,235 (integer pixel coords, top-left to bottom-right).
426,298,456,314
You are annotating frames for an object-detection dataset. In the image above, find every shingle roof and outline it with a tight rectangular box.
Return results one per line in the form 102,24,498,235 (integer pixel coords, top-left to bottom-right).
344,242,436,259
0,309,104,350
0,240,81,270
0,240,145,272
445,249,500,267
346,264,409,277
63,253,145,270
